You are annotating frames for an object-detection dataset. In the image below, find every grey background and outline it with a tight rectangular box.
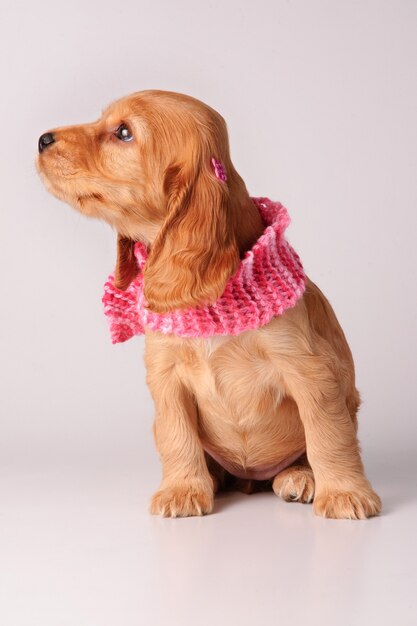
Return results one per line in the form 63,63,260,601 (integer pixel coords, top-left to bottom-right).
1,1,416,625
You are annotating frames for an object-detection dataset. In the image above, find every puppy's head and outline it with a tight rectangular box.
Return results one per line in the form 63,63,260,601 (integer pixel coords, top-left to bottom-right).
36,90,245,312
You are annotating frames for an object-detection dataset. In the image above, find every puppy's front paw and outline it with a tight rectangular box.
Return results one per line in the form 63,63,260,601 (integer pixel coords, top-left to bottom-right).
272,466,315,503
150,483,214,518
313,489,381,520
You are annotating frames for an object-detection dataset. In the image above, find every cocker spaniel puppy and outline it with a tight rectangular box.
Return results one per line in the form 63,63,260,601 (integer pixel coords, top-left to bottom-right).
36,90,381,519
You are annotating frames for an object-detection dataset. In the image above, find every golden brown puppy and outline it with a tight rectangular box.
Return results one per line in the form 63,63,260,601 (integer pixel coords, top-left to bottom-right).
36,90,381,519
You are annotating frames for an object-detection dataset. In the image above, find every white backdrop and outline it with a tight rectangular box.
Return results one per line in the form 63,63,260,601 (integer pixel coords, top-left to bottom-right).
1,2,416,624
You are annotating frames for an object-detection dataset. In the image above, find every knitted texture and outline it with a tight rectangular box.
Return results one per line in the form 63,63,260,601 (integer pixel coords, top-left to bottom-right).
102,197,306,343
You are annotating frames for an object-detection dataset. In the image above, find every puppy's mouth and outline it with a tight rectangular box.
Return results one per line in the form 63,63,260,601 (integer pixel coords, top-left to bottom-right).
36,156,104,215
36,151,83,180
36,159,73,201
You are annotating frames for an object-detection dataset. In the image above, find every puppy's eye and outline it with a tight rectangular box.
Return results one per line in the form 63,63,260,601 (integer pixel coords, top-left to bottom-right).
115,123,133,142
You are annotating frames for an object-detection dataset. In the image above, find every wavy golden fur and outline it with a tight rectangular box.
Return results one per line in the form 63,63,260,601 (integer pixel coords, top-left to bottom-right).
37,90,381,519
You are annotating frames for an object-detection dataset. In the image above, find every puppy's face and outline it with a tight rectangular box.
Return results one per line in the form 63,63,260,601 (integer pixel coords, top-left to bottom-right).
36,90,242,311
36,91,183,241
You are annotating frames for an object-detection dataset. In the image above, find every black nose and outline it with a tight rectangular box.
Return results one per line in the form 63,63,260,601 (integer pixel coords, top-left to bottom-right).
38,132,55,153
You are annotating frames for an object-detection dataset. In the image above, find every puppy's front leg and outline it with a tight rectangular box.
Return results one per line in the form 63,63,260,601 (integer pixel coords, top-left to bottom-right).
282,354,381,520
146,355,214,518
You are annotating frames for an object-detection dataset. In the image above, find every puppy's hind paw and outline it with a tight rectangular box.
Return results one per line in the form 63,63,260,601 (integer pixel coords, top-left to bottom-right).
272,466,315,504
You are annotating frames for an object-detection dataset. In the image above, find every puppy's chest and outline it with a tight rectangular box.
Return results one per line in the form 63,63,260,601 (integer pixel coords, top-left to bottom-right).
176,336,283,422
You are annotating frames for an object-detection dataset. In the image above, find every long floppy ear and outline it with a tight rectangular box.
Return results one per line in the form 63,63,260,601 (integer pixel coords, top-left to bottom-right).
114,234,139,290
143,160,239,313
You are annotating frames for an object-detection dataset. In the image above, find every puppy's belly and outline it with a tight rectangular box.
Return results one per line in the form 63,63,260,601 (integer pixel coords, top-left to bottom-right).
176,333,306,480
201,441,304,480
196,395,306,480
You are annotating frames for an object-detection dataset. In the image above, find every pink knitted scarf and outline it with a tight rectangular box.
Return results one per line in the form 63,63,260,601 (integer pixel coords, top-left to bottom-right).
102,197,306,343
